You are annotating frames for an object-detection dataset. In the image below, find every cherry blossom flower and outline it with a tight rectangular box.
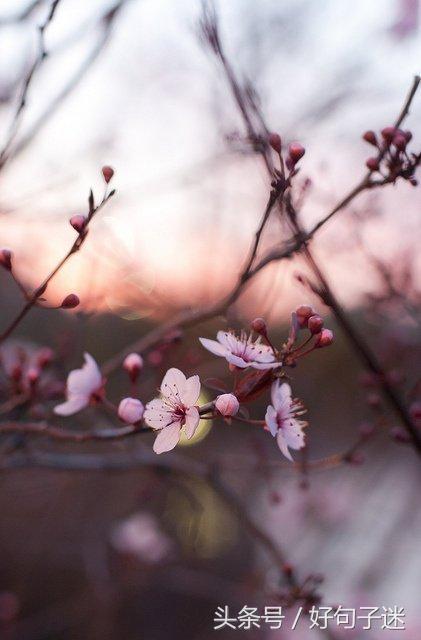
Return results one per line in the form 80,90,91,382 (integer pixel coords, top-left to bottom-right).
199,330,280,370
265,380,307,461
54,353,102,416
144,368,201,454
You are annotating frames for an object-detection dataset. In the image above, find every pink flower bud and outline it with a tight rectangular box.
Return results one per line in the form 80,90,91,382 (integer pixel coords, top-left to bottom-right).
315,328,334,348
288,142,305,163
148,350,163,366
295,304,314,328
307,314,324,334
251,317,267,334
36,347,54,368
392,134,407,150
366,157,379,171
123,353,143,380
0,248,12,271
410,401,421,421
118,397,144,424
390,426,411,444
215,393,239,417
27,367,40,386
102,165,114,183
61,294,80,309
381,126,396,142
403,130,412,142
359,422,375,437
269,132,282,153
70,215,87,233
362,130,377,146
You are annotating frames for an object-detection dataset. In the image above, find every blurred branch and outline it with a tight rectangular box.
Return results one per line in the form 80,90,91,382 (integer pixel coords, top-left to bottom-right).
0,446,311,602
10,0,130,164
0,420,149,441
0,0,62,172
0,0,129,172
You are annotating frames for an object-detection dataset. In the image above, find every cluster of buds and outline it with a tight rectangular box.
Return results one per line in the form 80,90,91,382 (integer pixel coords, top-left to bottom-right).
0,344,62,414
283,305,334,366
363,127,418,185
269,133,306,176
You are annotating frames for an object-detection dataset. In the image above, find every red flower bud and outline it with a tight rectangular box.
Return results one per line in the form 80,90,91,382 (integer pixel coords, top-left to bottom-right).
102,165,114,183
0,248,12,271
392,134,407,151
362,130,377,146
27,367,40,386
251,317,267,335
288,142,305,163
295,305,314,328
36,347,54,368
61,293,80,309
307,314,324,334
381,126,396,142
410,401,421,421
403,130,412,142
268,132,282,153
366,157,379,171
390,426,411,444
315,328,334,348
70,214,87,233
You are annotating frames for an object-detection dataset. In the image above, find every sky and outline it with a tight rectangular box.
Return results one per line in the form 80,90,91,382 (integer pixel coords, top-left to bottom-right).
0,0,420,321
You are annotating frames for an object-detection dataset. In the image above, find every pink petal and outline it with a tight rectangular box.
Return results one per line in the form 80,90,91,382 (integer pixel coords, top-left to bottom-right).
251,361,281,370
276,431,293,461
153,423,181,454
67,353,101,395
265,405,278,437
144,399,173,429
283,419,306,451
54,395,88,416
184,406,200,439
271,380,291,408
199,337,227,357
181,375,200,406
160,368,187,403
225,353,249,368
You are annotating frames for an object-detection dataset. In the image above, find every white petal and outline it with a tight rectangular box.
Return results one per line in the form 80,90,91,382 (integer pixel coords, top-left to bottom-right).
276,431,293,461
283,419,306,451
271,380,291,407
265,405,278,437
144,399,173,429
199,337,227,357
67,353,101,396
251,361,281,370
160,367,187,404
225,353,249,368
216,331,234,349
54,395,88,416
184,406,200,439
181,375,201,406
153,423,181,454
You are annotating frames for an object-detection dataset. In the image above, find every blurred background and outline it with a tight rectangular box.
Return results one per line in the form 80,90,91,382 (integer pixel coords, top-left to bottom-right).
0,0,420,638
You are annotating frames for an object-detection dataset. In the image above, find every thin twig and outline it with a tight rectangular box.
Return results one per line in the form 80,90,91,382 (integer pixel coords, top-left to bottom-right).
0,0,62,171
0,189,115,343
